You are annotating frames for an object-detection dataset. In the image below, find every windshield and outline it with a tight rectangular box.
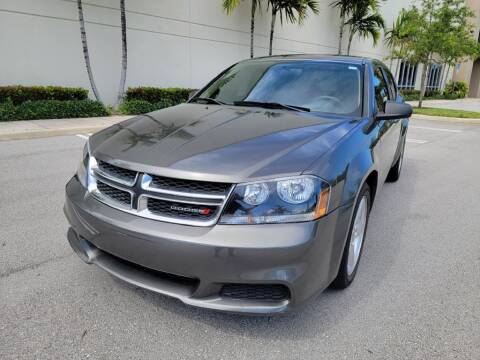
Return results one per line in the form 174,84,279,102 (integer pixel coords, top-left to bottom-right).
196,60,363,116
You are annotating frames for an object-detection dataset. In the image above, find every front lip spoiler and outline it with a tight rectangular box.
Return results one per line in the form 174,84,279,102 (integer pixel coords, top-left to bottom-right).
67,228,290,315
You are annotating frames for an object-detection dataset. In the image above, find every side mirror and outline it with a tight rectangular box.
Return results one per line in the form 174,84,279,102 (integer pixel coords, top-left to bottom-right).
376,101,413,121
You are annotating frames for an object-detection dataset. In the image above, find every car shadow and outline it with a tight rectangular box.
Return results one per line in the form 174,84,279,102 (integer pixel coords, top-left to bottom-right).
111,156,420,341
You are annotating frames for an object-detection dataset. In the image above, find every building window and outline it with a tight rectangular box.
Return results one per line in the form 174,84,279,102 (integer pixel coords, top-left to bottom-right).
397,61,418,90
426,63,443,91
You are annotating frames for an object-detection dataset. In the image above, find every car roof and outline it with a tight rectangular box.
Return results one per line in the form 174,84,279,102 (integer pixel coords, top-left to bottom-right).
248,54,369,65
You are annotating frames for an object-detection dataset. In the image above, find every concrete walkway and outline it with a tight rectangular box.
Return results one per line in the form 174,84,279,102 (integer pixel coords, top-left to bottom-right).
1,111,478,141
408,98,480,112
411,114,480,124
0,115,132,140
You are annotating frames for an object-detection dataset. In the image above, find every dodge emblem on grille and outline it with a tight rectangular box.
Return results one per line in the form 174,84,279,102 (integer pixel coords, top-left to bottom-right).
170,205,212,215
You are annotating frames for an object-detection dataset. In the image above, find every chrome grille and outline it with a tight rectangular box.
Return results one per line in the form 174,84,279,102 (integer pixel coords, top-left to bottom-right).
96,160,138,186
150,175,231,196
96,181,132,206
88,158,233,226
147,198,218,220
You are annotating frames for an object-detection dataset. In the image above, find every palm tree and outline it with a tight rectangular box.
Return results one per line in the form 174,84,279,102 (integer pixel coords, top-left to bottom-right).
116,0,128,107
330,0,356,55
268,0,319,56
345,1,385,55
223,0,262,58
384,16,401,69
384,9,417,78
77,0,102,103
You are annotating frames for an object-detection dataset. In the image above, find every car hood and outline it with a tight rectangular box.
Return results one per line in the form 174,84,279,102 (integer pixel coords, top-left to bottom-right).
90,104,356,183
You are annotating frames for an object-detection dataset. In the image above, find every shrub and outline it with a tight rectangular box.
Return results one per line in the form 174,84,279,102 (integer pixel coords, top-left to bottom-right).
0,99,16,121
119,99,175,115
119,100,155,115
13,100,108,120
444,81,468,99
0,85,88,105
125,87,193,104
400,89,443,101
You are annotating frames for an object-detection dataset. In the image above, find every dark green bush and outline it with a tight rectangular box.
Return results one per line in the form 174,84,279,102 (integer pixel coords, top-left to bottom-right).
0,85,88,105
119,99,175,115
401,89,444,101
13,100,108,120
0,99,16,121
125,87,193,104
119,100,155,115
444,81,468,99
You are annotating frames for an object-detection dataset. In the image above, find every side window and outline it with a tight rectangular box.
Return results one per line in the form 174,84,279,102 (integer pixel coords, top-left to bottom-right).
382,68,397,100
372,66,390,112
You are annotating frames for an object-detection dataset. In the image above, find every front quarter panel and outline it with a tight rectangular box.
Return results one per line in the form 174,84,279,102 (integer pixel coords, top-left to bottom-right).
304,118,377,211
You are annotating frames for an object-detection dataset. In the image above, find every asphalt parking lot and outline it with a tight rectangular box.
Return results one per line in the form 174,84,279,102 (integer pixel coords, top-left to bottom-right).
1,118,479,359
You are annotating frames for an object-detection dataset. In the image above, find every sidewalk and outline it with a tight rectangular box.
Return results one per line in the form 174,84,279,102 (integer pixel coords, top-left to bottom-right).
411,114,480,124
407,98,480,112
0,116,132,141
1,112,478,141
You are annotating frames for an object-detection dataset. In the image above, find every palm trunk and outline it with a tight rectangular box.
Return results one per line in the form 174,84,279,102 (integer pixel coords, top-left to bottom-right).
441,64,451,94
437,62,446,93
77,0,102,103
418,62,429,108
250,0,256,58
394,58,401,80
116,0,127,107
338,13,345,55
269,9,276,56
347,29,354,55
394,45,404,80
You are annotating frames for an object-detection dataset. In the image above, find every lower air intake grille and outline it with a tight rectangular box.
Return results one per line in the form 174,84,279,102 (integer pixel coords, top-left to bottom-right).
97,181,131,206
147,198,218,220
220,284,290,302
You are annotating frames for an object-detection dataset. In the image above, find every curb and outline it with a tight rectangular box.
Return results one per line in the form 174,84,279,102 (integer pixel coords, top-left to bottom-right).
411,114,480,125
0,115,132,141
0,126,109,141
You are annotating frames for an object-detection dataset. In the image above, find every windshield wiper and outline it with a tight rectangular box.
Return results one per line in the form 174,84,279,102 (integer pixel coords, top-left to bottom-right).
190,97,225,105
233,101,310,112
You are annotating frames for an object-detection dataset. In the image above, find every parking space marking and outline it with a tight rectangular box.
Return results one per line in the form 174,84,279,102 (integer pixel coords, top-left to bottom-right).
406,139,428,144
76,134,89,140
410,126,462,133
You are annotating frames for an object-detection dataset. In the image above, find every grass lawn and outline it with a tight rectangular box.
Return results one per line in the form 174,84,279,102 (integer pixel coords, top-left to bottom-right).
414,107,480,119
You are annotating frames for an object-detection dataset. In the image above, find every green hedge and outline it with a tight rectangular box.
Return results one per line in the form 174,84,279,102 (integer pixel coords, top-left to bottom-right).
119,99,175,115
0,99,16,122
0,99,108,121
444,81,468,99
0,85,88,105
119,87,193,115
125,87,194,104
400,89,444,101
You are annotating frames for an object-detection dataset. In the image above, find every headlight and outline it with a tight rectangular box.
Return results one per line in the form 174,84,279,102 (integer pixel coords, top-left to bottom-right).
219,175,330,224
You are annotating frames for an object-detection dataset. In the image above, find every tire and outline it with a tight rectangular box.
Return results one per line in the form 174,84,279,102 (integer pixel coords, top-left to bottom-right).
386,137,405,182
330,183,371,289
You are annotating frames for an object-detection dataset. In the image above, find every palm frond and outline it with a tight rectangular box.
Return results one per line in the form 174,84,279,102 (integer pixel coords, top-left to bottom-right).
222,0,241,14
346,1,385,48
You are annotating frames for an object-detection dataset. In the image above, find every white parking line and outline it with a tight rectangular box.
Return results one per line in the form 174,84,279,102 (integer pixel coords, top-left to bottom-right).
407,139,428,144
410,126,462,133
76,134,89,140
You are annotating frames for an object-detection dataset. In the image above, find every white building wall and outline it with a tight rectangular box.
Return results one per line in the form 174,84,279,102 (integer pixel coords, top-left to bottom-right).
1,0,425,105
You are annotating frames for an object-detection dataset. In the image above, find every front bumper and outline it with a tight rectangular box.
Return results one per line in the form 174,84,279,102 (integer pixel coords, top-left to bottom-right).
64,177,351,314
